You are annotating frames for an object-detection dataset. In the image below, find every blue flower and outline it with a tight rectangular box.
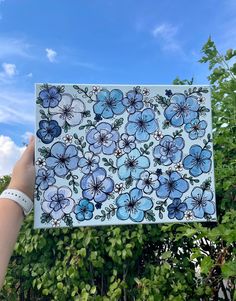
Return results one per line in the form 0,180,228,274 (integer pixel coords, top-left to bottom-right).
156,171,189,200
93,89,125,118
185,187,215,218
137,171,160,194
153,135,185,166
86,122,119,155
49,94,85,127
167,198,187,220
81,168,114,205
118,133,136,153
35,168,56,190
78,152,100,174
164,94,199,127
184,118,207,140
39,86,62,108
46,142,79,177
122,90,144,113
42,186,75,219
36,120,61,144
74,199,94,221
126,108,158,141
116,188,153,222
117,148,150,180
183,145,212,177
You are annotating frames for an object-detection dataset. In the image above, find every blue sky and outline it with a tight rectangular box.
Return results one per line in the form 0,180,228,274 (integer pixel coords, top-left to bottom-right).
0,0,235,174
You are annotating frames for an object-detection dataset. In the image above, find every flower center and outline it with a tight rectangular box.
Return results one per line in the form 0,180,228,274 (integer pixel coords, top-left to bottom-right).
59,156,67,164
106,97,116,108
138,118,146,128
99,133,108,144
125,158,138,169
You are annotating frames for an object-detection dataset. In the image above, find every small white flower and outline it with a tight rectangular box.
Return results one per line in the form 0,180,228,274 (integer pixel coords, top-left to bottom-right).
114,183,125,194
142,88,150,96
93,86,100,94
184,210,193,221
63,134,73,144
51,219,61,227
175,163,183,171
197,96,205,104
153,131,163,140
36,158,46,167
114,148,123,157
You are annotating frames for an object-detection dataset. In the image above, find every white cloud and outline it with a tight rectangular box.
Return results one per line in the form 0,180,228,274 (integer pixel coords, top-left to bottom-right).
0,135,25,176
152,23,182,52
0,37,32,59
2,63,17,77
0,89,34,124
45,48,57,62
27,72,33,77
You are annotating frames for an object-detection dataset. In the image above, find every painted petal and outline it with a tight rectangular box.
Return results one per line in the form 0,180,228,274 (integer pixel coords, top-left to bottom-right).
200,159,212,173
171,150,182,164
197,130,205,138
184,123,193,133
145,119,158,134
97,122,112,132
71,98,85,113
131,167,144,179
186,96,199,111
136,155,150,169
156,184,169,198
169,189,182,199
84,211,93,220
58,186,72,198
76,212,85,221
94,191,107,203
103,141,116,155
55,163,68,177
135,101,144,110
50,112,65,127
199,120,207,130
126,122,137,135
143,185,153,194
86,128,98,144
153,145,162,159
43,186,58,202
164,104,178,120
130,188,142,201
65,145,78,158
97,89,110,102
51,142,65,158
129,148,141,159
110,89,123,101
39,180,49,190
37,169,46,177
126,91,136,99
130,209,144,222
116,193,130,207
174,137,184,149
136,128,149,141
39,90,50,100
122,97,131,107
118,164,131,180
175,179,189,193
190,165,202,177
66,112,83,126
169,171,181,182
193,206,204,218
191,187,203,198
171,94,185,105
201,149,212,159
185,197,195,210
93,102,106,115
142,108,155,122
189,130,198,140
140,171,150,180
136,197,153,211
47,177,56,185
83,188,94,200
117,206,129,220
62,198,75,214
78,157,87,167
41,200,53,214
51,209,64,220
117,153,128,167
90,144,102,154
183,111,198,124
183,155,196,169
128,111,141,123
86,202,94,212
102,107,114,118
65,157,79,170
101,177,114,193
202,190,213,201
204,201,215,215
137,180,146,190
170,113,184,127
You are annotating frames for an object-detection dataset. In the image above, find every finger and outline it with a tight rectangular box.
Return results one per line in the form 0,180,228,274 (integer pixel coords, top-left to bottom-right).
20,136,35,164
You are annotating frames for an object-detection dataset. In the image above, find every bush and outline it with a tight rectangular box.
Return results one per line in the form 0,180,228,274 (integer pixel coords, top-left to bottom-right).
1,39,236,301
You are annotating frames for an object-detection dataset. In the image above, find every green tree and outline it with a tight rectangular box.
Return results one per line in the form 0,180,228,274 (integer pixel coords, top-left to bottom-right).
1,39,235,300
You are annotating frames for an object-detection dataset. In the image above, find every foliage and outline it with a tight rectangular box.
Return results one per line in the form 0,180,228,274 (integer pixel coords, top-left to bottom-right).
1,39,236,300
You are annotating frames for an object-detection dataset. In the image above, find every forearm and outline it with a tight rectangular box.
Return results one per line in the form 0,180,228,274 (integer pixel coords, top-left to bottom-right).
0,198,23,288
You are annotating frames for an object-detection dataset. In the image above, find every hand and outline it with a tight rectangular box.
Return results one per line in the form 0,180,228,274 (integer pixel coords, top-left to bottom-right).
8,136,35,200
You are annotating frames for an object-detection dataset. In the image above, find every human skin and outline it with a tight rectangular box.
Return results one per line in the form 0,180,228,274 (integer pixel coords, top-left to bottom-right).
0,136,35,288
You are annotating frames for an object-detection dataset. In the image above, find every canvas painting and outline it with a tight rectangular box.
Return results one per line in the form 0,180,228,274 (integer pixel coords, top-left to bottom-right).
34,84,216,228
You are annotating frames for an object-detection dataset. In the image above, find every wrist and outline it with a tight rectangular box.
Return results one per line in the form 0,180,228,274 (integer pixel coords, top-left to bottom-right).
8,181,33,200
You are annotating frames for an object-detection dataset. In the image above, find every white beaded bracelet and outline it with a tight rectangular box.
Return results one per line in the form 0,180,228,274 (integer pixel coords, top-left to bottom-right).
0,189,33,216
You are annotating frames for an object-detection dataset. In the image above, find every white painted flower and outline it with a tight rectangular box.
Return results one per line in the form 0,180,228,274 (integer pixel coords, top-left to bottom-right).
36,158,46,167
114,148,123,157
93,86,100,94
51,219,61,227
184,210,194,221
142,88,150,96
63,134,73,144
175,162,183,171
153,130,163,140
49,93,85,127
114,183,125,194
